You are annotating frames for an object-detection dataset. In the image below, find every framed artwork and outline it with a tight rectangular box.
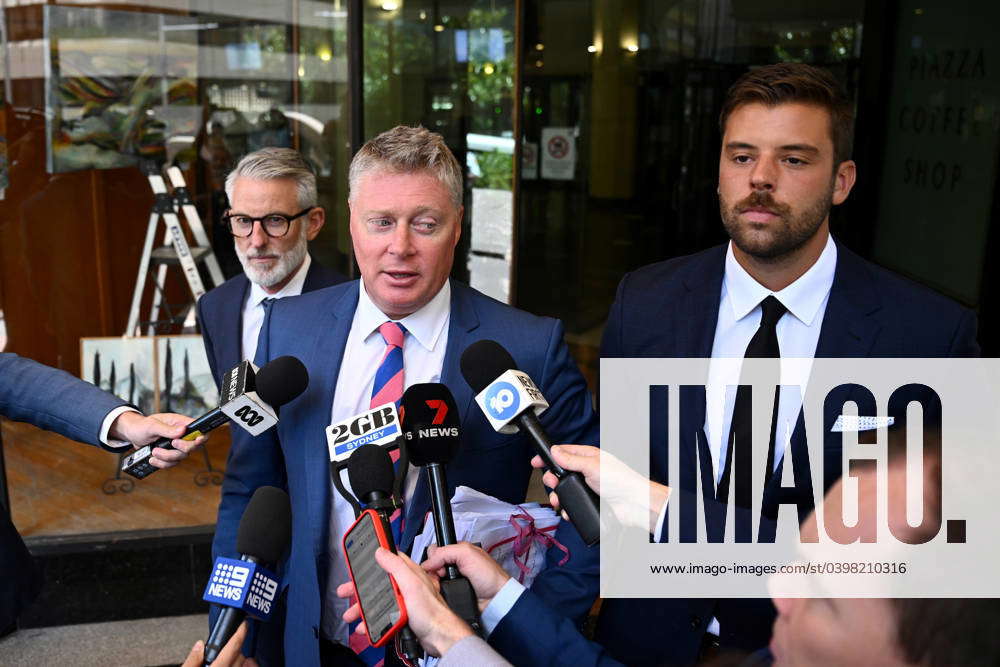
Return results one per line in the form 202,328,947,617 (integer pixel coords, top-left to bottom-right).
157,335,217,415
80,337,157,414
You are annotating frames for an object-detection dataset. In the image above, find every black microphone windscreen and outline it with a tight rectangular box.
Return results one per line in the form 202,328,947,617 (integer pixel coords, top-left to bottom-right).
460,340,518,394
347,444,396,500
256,356,309,407
236,486,291,563
400,383,461,466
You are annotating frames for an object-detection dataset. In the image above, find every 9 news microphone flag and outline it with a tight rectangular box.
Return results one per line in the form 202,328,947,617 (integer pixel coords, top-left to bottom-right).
202,486,291,665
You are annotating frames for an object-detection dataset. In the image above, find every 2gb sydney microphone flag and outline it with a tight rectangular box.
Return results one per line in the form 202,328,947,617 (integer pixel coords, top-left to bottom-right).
327,403,401,463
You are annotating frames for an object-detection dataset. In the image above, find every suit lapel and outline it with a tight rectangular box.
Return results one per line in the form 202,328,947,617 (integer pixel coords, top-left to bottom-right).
304,285,360,558
814,244,882,358
400,281,480,549
678,247,726,358
220,277,249,379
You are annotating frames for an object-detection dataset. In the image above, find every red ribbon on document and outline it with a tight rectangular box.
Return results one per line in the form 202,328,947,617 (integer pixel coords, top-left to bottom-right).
486,507,570,583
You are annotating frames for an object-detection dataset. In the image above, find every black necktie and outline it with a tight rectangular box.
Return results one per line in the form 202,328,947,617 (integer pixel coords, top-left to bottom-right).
717,295,787,506
253,298,276,366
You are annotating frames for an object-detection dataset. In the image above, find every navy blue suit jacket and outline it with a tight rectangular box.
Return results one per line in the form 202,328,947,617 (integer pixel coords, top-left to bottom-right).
493,242,979,667
219,279,598,666
0,353,127,629
197,259,343,664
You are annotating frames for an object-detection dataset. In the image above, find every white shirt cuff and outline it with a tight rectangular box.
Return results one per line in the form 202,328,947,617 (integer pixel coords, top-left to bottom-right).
100,406,141,450
480,577,526,638
653,491,670,542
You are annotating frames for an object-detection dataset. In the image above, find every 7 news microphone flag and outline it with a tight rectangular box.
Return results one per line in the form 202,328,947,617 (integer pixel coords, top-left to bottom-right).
400,383,482,634
461,339,602,546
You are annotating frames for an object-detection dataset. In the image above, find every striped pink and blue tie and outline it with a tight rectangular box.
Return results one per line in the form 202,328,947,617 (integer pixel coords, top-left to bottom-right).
350,321,406,666
370,321,406,411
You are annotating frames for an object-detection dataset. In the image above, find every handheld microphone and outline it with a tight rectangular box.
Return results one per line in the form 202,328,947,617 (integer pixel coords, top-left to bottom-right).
346,445,422,663
461,340,601,546
328,403,407,517
203,485,291,664
122,356,309,479
400,384,482,634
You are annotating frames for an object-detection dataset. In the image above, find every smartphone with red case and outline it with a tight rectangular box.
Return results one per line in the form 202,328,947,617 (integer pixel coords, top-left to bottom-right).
342,509,408,647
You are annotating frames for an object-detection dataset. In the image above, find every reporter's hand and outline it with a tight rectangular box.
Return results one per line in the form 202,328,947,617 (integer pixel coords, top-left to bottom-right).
110,411,208,468
532,444,671,533
420,542,510,612
337,548,472,657
181,621,256,667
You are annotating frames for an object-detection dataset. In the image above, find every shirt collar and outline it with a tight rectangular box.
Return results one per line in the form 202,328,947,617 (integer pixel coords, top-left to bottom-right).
247,253,312,309
724,235,837,326
356,278,451,353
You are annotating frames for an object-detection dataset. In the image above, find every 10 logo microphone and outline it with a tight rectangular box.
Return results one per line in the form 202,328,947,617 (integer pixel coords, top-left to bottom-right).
484,381,520,420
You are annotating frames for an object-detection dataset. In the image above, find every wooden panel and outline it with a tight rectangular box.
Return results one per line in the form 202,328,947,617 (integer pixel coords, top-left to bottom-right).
4,419,230,537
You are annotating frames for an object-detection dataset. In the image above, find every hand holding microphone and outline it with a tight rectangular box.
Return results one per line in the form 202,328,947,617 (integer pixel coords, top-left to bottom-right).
122,356,308,479
345,444,422,663
400,383,482,634
460,340,602,545
532,444,672,535
338,542,511,660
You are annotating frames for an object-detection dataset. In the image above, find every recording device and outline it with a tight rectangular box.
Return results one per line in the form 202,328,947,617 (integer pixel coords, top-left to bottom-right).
122,356,308,479
203,485,291,665
461,340,601,546
400,383,482,634
327,402,407,517
343,509,409,647
346,444,422,662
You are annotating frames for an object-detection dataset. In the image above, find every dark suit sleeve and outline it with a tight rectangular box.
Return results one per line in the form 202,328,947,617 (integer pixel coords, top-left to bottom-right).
212,428,288,561
196,295,222,388
948,308,980,357
490,588,624,667
0,353,126,446
600,273,629,360
526,318,603,625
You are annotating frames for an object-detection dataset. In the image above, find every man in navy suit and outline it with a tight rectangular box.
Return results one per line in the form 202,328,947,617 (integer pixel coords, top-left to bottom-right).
0,353,203,634
196,147,344,662
490,63,979,666
218,126,598,666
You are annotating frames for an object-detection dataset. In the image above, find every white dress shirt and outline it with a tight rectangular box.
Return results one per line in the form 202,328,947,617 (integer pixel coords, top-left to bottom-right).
701,235,836,636
705,235,837,481
240,254,312,362
321,279,452,644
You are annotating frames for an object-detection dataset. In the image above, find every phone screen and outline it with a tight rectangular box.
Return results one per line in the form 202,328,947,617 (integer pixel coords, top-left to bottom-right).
345,513,402,644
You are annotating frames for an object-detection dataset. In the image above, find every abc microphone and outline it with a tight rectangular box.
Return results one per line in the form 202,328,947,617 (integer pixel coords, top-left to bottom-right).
122,356,308,479
347,444,422,663
461,340,601,546
203,485,290,664
399,384,481,634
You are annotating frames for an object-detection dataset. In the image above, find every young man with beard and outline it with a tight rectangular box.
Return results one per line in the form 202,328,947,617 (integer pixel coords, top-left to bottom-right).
488,63,979,666
196,147,345,664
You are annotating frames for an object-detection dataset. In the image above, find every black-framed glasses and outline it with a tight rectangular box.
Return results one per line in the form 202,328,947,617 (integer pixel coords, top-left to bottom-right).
223,206,314,238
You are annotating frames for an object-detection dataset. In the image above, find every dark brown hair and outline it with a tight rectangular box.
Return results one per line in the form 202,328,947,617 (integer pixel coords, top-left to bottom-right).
892,599,1000,666
719,63,855,166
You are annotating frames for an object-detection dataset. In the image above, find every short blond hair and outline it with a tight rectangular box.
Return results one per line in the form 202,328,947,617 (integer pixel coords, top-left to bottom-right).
349,126,463,207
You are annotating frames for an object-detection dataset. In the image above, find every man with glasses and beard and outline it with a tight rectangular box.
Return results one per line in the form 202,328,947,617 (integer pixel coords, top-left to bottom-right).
196,147,344,664
498,63,980,666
